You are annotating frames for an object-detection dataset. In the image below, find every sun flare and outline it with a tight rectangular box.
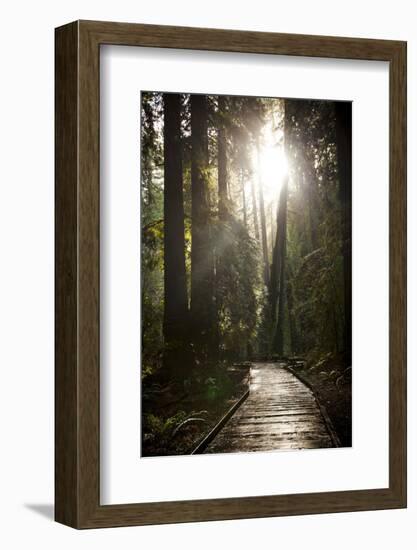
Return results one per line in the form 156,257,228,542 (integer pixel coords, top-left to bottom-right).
257,145,288,204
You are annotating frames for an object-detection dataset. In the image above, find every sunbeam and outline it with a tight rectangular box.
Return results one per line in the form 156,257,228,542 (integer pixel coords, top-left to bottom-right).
258,144,288,203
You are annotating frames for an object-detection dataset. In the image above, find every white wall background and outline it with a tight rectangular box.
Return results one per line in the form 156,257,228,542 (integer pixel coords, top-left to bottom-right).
0,0,415,547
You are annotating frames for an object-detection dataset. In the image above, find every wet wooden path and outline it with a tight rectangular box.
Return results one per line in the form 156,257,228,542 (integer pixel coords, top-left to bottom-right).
204,363,336,453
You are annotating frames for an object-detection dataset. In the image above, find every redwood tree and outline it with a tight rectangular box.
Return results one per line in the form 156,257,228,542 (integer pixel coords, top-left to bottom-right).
190,94,215,361
162,93,189,373
335,101,352,365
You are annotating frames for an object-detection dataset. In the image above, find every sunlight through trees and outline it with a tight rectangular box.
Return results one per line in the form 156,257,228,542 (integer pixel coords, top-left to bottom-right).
141,91,352,456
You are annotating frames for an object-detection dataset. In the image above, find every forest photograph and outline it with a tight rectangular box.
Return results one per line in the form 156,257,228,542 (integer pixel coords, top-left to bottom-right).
141,91,352,457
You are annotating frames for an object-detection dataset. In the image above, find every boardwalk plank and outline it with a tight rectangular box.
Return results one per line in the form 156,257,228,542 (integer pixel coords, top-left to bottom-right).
204,362,334,453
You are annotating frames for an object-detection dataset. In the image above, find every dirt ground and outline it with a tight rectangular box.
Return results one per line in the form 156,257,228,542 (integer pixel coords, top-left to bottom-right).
288,357,352,447
141,363,250,457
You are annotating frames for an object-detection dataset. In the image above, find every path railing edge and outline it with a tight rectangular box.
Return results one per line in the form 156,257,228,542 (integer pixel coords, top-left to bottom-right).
190,387,250,455
283,364,342,448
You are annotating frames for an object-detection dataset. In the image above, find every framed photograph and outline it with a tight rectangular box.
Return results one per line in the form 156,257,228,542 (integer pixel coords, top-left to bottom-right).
55,20,406,528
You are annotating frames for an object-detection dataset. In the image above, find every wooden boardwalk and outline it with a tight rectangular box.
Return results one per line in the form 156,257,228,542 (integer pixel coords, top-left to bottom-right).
204,363,335,453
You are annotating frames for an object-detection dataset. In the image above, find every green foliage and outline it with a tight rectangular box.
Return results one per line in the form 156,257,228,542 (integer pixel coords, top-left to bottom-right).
141,91,349,397
142,204,164,375
143,410,209,455
285,99,347,360
215,216,262,360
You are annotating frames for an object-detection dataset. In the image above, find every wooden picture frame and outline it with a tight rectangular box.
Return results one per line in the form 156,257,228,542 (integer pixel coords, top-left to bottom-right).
55,20,407,528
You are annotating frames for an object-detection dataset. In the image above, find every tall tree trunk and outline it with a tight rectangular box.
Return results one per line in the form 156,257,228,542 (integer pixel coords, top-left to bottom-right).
271,177,288,355
141,92,156,209
286,267,298,354
303,158,319,250
270,201,276,260
335,101,352,366
269,208,280,324
217,96,228,220
190,94,215,361
257,138,270,288
241,169,247,228
215,95,228,360
269,181,288,320
270,100,291,355
163,93,189,374
251,177,260,240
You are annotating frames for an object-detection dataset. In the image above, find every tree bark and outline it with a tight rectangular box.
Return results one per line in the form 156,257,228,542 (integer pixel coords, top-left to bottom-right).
251,176,260,241
190,94,215,361
286,268,298,354
141,92,155,209
271,177,288,355
335,101,352,366
270,202,274,260
217,95,228,220
241,169,247,228
304,157,319,250
257,138,270,288
215,95,229,360
270,100,291,355
163,93,189,373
